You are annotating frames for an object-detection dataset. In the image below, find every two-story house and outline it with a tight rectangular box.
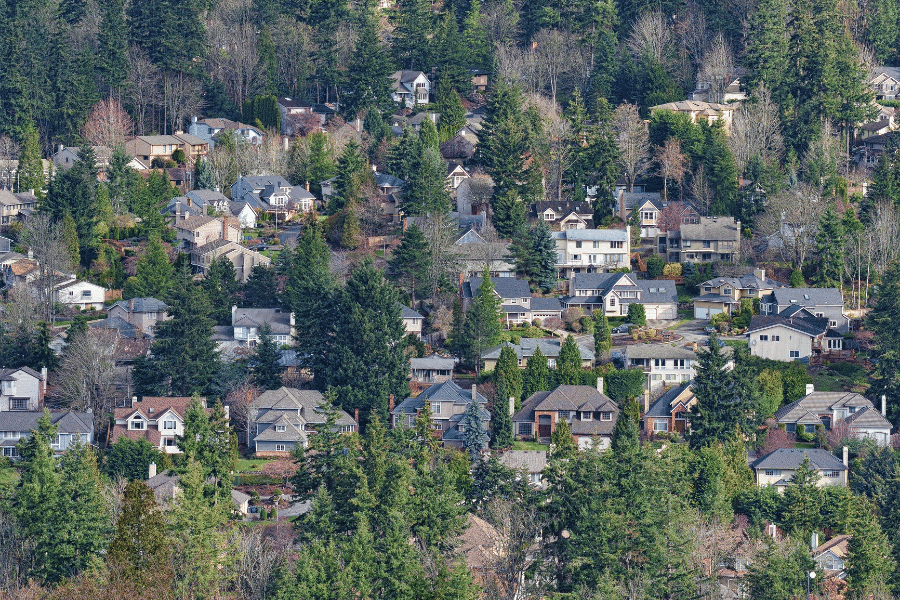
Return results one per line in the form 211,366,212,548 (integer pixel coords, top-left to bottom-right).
249,386,357,455
410,355,458,383
0,367,45,412
107,297,170,337
231,175,317,215
512,379,620,450
0,409,94,459
0,189,39,225
51,145,112,172
401,305,424,338
53,279,107,310
390,71,431,107
868,66,900,100
563,272,678,320
693,269,786,319
624,344,705,392
665,216,741,263
760,288,850,332
391,381,490,449
276,98,336,135
111,396,217,454
642,383,695,435
124,134,209,165
552,228,631,279
188,116,264,148
191,240,271,283
774,386,892,446
649,100,736,132
618,192,663,239
532,201,595,230
747,312,833,363
751,448,848,490
214,306,294,350
461,276,533,326
481,338,594,371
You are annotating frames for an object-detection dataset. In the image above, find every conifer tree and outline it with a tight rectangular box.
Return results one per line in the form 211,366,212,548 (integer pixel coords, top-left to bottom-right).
462,268,503,373
494,345,523,403
344,10,393,117
178,396,236,504
389,224,431,303
123,233,174,300
550,418,577,459
593,310,611,358
555,335,583,385
241,264,278,308
845,503,896,595
392,0,433,71
460,400,489,460
814,203,844,286
14,410,59,539
201,255,238,325
780,459,823,536
865,258,900,425
17,122,44,195
250,323,284,390
96,0,128,91
688,335,746,449
107,480,171,588
522,347,551,400
435,73,466,143
490,376,514,449
401,146,451,216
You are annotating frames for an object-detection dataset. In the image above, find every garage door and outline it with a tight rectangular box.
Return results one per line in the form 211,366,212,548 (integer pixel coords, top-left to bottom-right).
645,306,658,319
695,306,723,319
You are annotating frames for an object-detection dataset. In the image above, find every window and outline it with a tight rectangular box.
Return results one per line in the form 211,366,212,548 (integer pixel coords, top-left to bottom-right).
673,359,686,369
2,447,18,458
790,350,800,358
665,373,679,381
760,335,769,341
81,290,91,298
703,240,711,248
827,339,841,350
601,412,612,421
592,241,600,249
10,398,28,411
275,425,286,432
764,469,782,477
341,425,354,433
275,444,287,452
683,240,691,247
582,411,592,421
163,420,176,430
824,470,840,478
431,402,441,415
165,437,176,447
654,358,665,367
558,410,570,420
703,286,712,293
572,254,580,260
772,335,780,342
785,423,797,433
519,422,533,436
130,420,145,430
653,420,669,432
575,241,582,248
642,211,654,222
823,555,843,570
432,422,442,431
528,473,542,485
723,287,732,295
610,241,624,249
829,320,837,328
609,298,616,306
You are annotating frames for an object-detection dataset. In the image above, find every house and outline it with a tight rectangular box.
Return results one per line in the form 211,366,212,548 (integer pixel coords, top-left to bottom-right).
455,176,493,216
0,410,94,459
649,100,736,132
1,258,39,288
641,383,695,435
513,380,620,449
618,192,663,238
124,134,209,165
481,338,594,371
0,367,45,412
111,396,217,454
145,463,254,515
0,189,39,224
532,201,594,229
499,450,548,488
218,305,295,349
53,279,107,310
401,305,424,338
747,313,831,363
100,297,169,338
868,66,900,100
410,355,458,383
552,228,631,278
51,145,112,172
564,272,678,319
390,71,431,107
693,269,785,319
390,381,490,449
813,535,851,577
689,68,748,104
321,171,405,212
248,386,357,455
188,116,264,148
451,228,515,279
774,386,892,445
624,344,702,392
853,130,898,168
665,216,741,263
457,514,504,591
276,98,336,134
232,174,316,215
174,215,241,250
469,68,490,91
227,201,258,228
191,240,271,283
751,448,848,490
461,276,533,326
760,288,850,332
447,163,470,189
857,117,894,140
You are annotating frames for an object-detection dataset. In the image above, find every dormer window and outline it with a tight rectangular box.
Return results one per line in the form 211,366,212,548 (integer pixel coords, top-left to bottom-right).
275,425,286,432
723,288,732,295
582,411,592,421
130,419,145,430
601,412,612,421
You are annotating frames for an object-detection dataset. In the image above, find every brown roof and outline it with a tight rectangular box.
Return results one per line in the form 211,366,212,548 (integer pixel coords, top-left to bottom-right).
113,396,202,421
111,424,162,445
175,215,218,231
458,514,499,571
8,259,39,276
814,534,851,560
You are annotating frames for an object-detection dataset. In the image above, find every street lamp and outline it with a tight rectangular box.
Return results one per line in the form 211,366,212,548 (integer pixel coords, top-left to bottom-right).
806,570,816,599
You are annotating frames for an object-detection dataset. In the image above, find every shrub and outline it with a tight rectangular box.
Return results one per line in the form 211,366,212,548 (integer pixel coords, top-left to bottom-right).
790,269,805,287
172,149,186,164
532,318,542,327
627,303,646,326
662,262,682,277
646,255,665,278
259,508,267,520
562,307,584,329
543,316,564,330
270,508,278,520
579,316,594,334
710,312,730,328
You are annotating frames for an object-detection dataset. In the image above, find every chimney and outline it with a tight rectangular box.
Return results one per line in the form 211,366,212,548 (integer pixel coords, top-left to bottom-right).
354,408,359,424
767,523,777,538
472,384,477,401
596,377,604,393
148,462,157,479
508,396,515,417
644,388,650,414
389,394,395,411
232,305,237,324
129,299,135,311
882,395,887,417
305,181,310,192
811,532,819,550
27,249,33,260
805,384,814,396
843,445,849,467
754,268,765,281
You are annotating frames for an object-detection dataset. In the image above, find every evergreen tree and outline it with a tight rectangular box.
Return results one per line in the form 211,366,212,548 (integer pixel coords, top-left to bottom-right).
529,220,558,292
522,347,551,400
14,410,60,542
178,396,236,504
401,145,452,216
328,140,369,214
593,310,611,358
555,335,583,385
461,268,503,373
627,302,646,326
386,126,419,181
201,255,238,325
447,297,466,357
746,539,817,600
43,143,98,266
96,0,128,91
123,234,174,300
460,400,489,460
491,189,527,239
493,345,523,403
550,418,577,459
250,323,283,390
241,264,279,308
689,335,750,448
780,459,824,536
866,259,900,425
107,480,171,588
344,10,393,117
17,122,44,194
460,0,490,69
105,436,164,481
147,268,219,396
392,0,433,71
490,377,514,449
435,73,466,143
845,504,896,595
389,224,431,303
418,116,440,152
814,203,844,286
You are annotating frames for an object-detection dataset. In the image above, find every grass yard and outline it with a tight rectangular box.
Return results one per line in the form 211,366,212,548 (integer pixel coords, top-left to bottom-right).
0,464,18,491
810,362,870,394
724,340,749,349
512,441,548,451
235,457,274,473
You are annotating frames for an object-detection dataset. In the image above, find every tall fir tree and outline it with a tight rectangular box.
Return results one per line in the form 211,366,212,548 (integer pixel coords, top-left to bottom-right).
96,0,128,91
462,268,503,373
593,311,611,358
391,0,433,71
530,220,558,292
389,223,431,303
688,335,749,448
494,345,523,403
16,122,45,195
344,9,393,117
490,376,514,449
866,258,900,425
460,400,489,460
107,480,172,589
434,72,466,143
201,255,239,325
555,335,584,385
123,234,174,300
814,203,844,286
250,323,284,390
522,347,551,400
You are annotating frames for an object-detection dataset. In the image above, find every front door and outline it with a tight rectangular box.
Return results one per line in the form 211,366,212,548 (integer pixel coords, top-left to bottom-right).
538,415,552,439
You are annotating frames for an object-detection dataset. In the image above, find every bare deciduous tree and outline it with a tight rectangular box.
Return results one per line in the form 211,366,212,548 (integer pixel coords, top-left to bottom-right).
483,497,546,600
125,46,160,136
691,164,712,216
81,98,135,150
655,137,688,202
206,0,261,108
481,1,519,48
728,83,784,178
272,18,315,99
756,183,825,267
531,28,579,106
677,0,709,71
613,103,650,193
0,135,20,189
162,72,205,136
20,213,73,323
627,11,674,66
698,33,734,104
58,328,121,431
1,286,42,340
224,378,259,444
236,528,279,600
422,212,462,299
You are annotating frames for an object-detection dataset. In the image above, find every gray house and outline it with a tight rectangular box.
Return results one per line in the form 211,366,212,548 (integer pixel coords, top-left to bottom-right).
0,410,94,459
760,288,850,332
481,338,594,371
249,387,357,456
0,367,45,412
391,381,490,449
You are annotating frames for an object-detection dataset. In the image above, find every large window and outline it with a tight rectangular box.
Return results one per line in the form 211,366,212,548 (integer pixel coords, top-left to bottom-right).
600,412,612,421
163,420,176,430
558,411,570,420
824,470,840,478
10,398,28,411
431,402,441,415
764,469,781,477
130,419,145,430
653,420,669,432
519,422,533,436
275,444,286,452
610,241,624,249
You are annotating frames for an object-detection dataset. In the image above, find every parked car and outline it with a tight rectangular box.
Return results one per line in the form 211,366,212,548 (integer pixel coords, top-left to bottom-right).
613,323,634,334
703,326,716,333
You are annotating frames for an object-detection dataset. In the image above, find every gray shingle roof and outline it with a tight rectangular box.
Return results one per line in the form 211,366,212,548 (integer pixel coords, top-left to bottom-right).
769,288,844,307
620,192,661,210
111,297,167,313
251,387,356,427
845,406,893,429
645,384,691,418
747,315,828,337
550,228,629,242
0,410,92,435
680,216,740,242
513,385,619,436
499,449,548,473
232,308,292,334
774,392,875,423
410,355,457,370
752,448,847,471
625,344,697,360
392,380,487,415
530,297,564,311
700,274,785,292
481,338,593,361
636,280,678,303
462,277,531,300
400,305,423,319
570,272,630,292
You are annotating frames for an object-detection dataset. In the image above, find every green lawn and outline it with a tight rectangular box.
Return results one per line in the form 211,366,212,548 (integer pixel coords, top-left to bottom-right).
724,340,749,349
512,441,547,451
235,458,274,473
0,464,18,491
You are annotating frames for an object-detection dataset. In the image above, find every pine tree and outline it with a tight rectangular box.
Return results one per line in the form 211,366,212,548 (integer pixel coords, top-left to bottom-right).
435,73,466,142
328,140,369,214
522,347,551,400
688,335,745,448
389,224,431,303
250,323,284,390
529,220,557,292
401,145,451,216
461,0,490,69
814,203,844,286
866,259,900,425
61,211,80,268
746,539,817,600
344,10,393,117
392,0,433,71
447,297,466,357
14,410,60,541
16,122,44,195
494,346,523,403
593,310,611,358
96,0,128,91
460,400,489,460
462,268,503,373
490,376,514,449
107,480,171,588
491,188,527,239
178,397,236,504
478,80,529,198
241,264,279,308
123,234,174,300
627,302,646,326
43,143,99,266
201,255,238,325
550,418,577,459
780,459,824,536
845,504,896,595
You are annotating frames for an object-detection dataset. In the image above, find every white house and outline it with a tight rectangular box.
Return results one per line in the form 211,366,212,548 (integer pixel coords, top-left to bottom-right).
390,71,431,107
552,227,631,278
0,367,45,412
54,279,107,310
564,272,678,320
624,345,704,392
188,117,264,148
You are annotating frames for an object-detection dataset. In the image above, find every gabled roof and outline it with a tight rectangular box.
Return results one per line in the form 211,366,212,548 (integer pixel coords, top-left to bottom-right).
813,534,851,560
845,406,892,429
0,366,43,381
481,338,593,361
499,450,547,474
175,215,218,231
620,192,661,210
570,271,633,292
625,344,697,360
400,305,423,320
747,315,828,337
0,410,93,435
392,380,487,415
650,100,732,112
752,448,847,471
462,276,531,300
700,274,785,292
680,216,740,241
532,201,593,217
645,383,693,417
513,385,619,435
551,228,629,242
251,386,357,427
374,172,405,189
111,297,167,313
411,355,458,370
768,287,844,307
636,280,678,304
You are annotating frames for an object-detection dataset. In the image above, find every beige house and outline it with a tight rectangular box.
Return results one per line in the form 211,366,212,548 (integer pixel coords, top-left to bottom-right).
107,297,170,337
0,189,38,225
111,397,219,454
693,269,785,319
775,387,892,446
410,355,457,383
191,240,270,283
481,338,594,371
390,381,490,449
665,216,741,263
174,215,241,250
401,305,424,338
125,134,209,165
751,448,848,490
564,272,678,320
649,100,736,132
551,227,631,278
747,313,830,362
512,380,620,449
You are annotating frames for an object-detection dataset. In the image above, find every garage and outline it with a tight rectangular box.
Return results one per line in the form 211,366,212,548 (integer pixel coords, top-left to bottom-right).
694,304,723,320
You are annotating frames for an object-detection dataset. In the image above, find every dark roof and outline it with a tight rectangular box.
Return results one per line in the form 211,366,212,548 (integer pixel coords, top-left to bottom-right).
570,272,630,293
530,297,564,311
462,276,531,300
620,192,662,210
645,384,691,418
90,315,138,338
481,338,593,361
768,288,844,308
111,297,167,313
693,293,741,303
636,280,678,304
0,366,43,381
400,304,423,320
747,315,828,337
752,448,847,472
392,380,487,415
0,410,93,435
374,172,406,189
532,201,593,217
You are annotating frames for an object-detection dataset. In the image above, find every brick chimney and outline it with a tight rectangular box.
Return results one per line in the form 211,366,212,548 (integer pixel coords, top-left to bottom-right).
596,377,603,393
471,384,477,402
389,394,395,411
354,408,360,424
